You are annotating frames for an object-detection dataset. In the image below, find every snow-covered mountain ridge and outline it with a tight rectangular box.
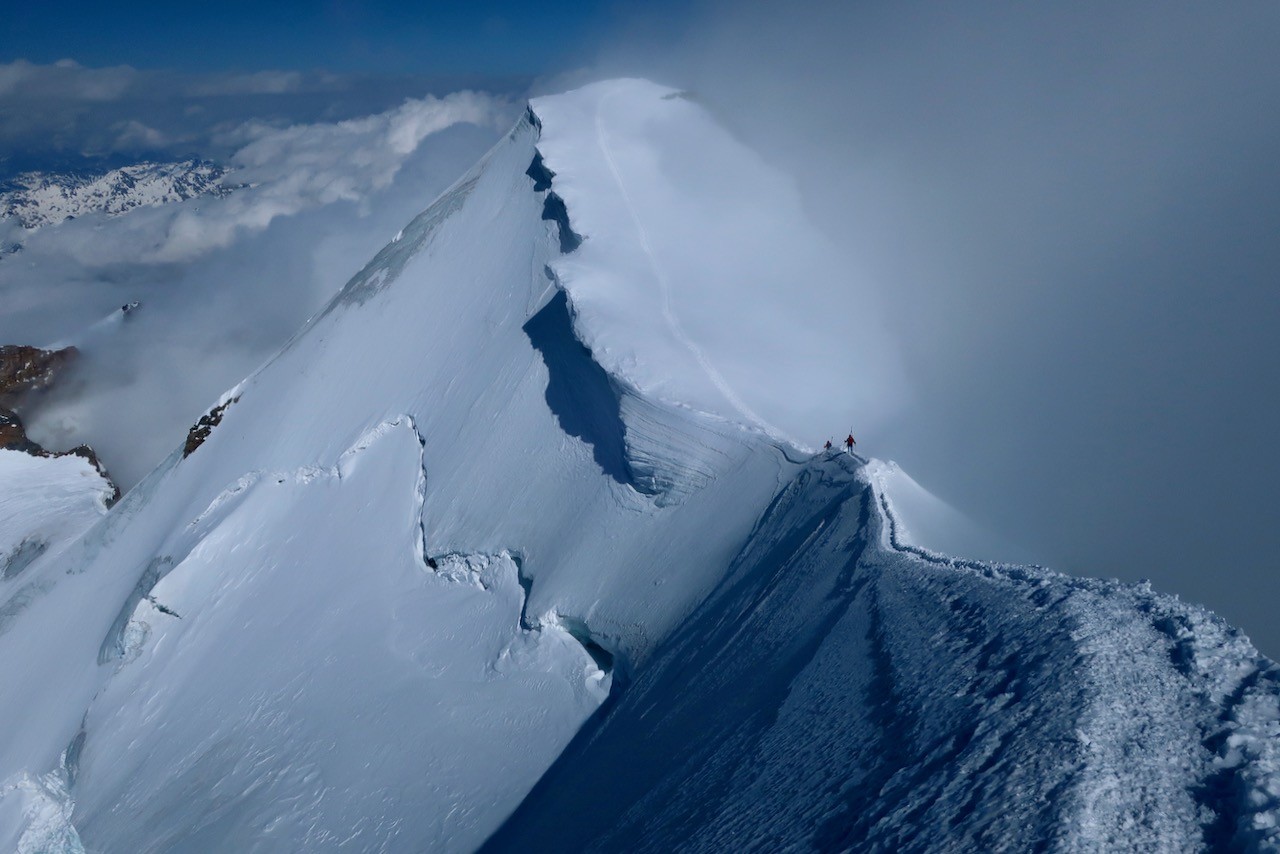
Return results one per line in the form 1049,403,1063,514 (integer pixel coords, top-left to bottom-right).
0,79,1275,851
491,452,1280,851
0,159,237,230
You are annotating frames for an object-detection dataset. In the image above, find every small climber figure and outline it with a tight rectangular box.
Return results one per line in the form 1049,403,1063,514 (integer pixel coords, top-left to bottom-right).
845,433,856,454
823,439,833,452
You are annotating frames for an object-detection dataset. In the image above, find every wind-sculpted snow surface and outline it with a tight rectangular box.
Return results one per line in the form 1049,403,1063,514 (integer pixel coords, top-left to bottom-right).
0,84,791,849
73,420,608,850
488,453,1280,852
531,79,906,449
0,79,1275,851
0,449,114,581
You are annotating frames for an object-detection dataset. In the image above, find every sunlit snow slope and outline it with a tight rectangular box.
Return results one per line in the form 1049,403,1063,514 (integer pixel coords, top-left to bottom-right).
0,449,114,581
0,79,1276,852
0,80,795,851
533,80,904,447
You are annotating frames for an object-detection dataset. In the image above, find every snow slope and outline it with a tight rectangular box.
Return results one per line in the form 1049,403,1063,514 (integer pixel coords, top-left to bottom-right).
488,452,1280,851
0,449,114,580
0,79,1275,851
533,80,906,449
863,457,1018,563
0,82,795,850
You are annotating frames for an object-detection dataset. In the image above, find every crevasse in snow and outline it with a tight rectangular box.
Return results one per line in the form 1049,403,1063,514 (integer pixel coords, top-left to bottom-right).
0,79,1275,851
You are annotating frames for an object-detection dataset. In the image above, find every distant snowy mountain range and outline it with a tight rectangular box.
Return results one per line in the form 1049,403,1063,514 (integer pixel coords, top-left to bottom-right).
0,159,238,231
0,80,1276,851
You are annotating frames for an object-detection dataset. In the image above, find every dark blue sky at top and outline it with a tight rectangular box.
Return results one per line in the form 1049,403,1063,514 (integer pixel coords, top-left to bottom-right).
2,0,673,77
0,0,691,171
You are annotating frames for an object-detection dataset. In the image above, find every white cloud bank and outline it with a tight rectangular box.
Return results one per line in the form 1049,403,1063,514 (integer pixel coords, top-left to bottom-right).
581,0,1280,655
0,87,515,488
0,59,522,170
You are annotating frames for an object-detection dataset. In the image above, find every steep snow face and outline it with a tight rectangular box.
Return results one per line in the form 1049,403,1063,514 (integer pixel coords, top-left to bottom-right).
863,458,1021,563
0,79,1276,852
0,160,236,231
533,80,906,449
73,420,607,851
0,86,798,849
488,454,1280,852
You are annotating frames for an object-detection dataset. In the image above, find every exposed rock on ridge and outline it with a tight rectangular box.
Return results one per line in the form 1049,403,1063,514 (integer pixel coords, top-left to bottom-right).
0,344,118,503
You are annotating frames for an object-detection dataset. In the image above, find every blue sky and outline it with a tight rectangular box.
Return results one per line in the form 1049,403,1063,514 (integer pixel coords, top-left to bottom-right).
2,0,668,76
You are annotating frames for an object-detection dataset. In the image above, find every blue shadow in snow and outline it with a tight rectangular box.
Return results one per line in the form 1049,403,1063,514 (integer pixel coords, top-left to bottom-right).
523,289,630,485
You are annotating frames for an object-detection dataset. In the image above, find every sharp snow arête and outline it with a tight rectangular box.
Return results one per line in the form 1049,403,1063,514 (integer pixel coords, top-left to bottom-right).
0,79,1275,852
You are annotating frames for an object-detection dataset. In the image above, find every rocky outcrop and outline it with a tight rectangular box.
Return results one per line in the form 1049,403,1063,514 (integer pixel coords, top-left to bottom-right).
0,344,119,503
0,344,78,453
0,344,77,402
0,407,38,452
183,397,239,458
0,405,119,504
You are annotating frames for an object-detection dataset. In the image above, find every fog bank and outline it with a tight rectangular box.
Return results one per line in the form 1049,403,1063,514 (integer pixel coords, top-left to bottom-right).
579,1,1280,655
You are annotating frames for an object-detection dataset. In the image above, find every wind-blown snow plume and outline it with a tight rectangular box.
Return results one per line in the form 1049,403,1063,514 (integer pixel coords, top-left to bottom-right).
142,91,507,262
35,91,510,264
0,59,519,173
0,91,513,489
